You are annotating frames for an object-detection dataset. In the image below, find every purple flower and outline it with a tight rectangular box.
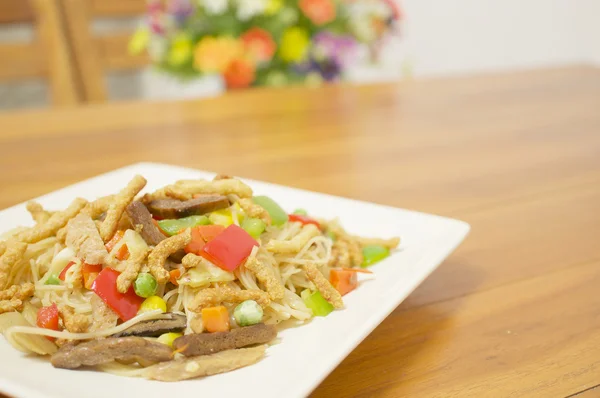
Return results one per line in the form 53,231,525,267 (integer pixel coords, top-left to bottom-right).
312,32,357,66
167,0,194,25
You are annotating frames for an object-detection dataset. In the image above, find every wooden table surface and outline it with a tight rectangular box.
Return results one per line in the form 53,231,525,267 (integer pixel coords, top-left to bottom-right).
1,66,599,397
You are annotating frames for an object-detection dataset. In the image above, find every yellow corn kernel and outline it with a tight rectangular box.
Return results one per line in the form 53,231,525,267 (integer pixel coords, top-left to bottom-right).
209,209,233,226
157,332,182,347
139,296,167,313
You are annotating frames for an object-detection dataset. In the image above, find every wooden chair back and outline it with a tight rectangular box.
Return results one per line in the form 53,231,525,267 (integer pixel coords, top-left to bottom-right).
0,0,80,106
61,0,148,103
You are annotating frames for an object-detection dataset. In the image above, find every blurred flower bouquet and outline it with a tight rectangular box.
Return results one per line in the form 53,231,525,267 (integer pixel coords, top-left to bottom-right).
130,0,402,89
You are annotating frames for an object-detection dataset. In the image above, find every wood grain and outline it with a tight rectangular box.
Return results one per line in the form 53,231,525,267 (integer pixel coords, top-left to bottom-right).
61,0,107,102
0,0,34,24
0,67,599,397
96,33,150,71
31,0,80,106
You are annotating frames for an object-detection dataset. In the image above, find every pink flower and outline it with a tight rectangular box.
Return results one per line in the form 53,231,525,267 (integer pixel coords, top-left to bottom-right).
299,0,336,26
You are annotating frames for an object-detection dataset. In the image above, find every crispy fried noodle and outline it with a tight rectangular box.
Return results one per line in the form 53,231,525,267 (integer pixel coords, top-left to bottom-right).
0,175,399,382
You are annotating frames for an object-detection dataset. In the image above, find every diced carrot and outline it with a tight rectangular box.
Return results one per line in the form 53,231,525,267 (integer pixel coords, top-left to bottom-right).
82,263,102,289
330,269,358,296
105,230,126,253
201,305,230,333
184,225,226,255
340,267,373,274
169,269,181,286
115,244,130,261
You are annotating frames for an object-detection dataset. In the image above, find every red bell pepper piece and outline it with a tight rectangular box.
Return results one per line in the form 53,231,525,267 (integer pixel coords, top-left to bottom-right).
200,225,258,272
91,268,144,321
37,303,60,341
185,225,226,255
58,261,76,281
288,214,321,228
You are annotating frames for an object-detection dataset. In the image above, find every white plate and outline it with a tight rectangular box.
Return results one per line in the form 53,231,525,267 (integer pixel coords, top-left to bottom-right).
0,163,469,398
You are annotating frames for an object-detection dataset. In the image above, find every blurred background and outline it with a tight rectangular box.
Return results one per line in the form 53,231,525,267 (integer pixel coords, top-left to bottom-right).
0,0,598,111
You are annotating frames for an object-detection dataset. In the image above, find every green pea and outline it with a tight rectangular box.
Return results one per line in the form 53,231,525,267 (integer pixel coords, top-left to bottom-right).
233,300,263,326
45,274,61,285
241,218,266,239
134,273,158,298
361,245,390,267
252,196,288,226
293,208,308,216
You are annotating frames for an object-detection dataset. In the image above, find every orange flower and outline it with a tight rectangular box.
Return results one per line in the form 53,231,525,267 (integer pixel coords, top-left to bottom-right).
299,0,336,25
241,27,276,63
223,58,256,89
194,36,243,74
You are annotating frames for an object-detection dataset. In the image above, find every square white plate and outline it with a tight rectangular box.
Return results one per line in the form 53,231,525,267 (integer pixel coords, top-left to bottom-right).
0,163,469,398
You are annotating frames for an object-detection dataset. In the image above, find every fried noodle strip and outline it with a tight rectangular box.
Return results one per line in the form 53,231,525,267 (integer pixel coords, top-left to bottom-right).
148,229,191,283
15,198,87,244
304,263,343,309
100,175,147,242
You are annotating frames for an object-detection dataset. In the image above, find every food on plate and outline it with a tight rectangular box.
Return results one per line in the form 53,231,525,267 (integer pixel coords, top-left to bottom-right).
0,175,399,381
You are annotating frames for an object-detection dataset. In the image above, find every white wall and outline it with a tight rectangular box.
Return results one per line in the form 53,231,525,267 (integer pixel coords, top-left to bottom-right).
401,0,600,77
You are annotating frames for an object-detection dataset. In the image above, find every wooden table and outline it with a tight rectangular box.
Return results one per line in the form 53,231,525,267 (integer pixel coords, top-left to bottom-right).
1,66,599,397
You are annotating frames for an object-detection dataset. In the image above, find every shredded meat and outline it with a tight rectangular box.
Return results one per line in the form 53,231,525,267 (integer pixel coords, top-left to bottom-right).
59,306,89,333
0,241,27,289
190,286,270,312
0,283,34,301
266,224,320,254
89,294,118,332
15,198,87,244
238,198,271,225
50,336,173,369
244,252,284,301
65,214,108,265
126,201,166,246
144,346,266,382
147,229,191,283
0,242,5,257
181,253,203,269
25,201,51,224
100,175,147,242
304,263,343,309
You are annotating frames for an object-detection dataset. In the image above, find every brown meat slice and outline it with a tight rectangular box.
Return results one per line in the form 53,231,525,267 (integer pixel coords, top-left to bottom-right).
144,346,266,382
125,201,166,246
112,313,187,337
173,323,277,357
146,196,229,219
50,336,173,369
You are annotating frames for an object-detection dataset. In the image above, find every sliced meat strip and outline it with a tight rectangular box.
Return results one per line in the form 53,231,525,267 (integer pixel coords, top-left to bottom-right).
126,201,166,246
50,336,173,369
112,313,187,337
144,345,266,382
146,195,230,219
173,323,277,357
65,213,108,265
